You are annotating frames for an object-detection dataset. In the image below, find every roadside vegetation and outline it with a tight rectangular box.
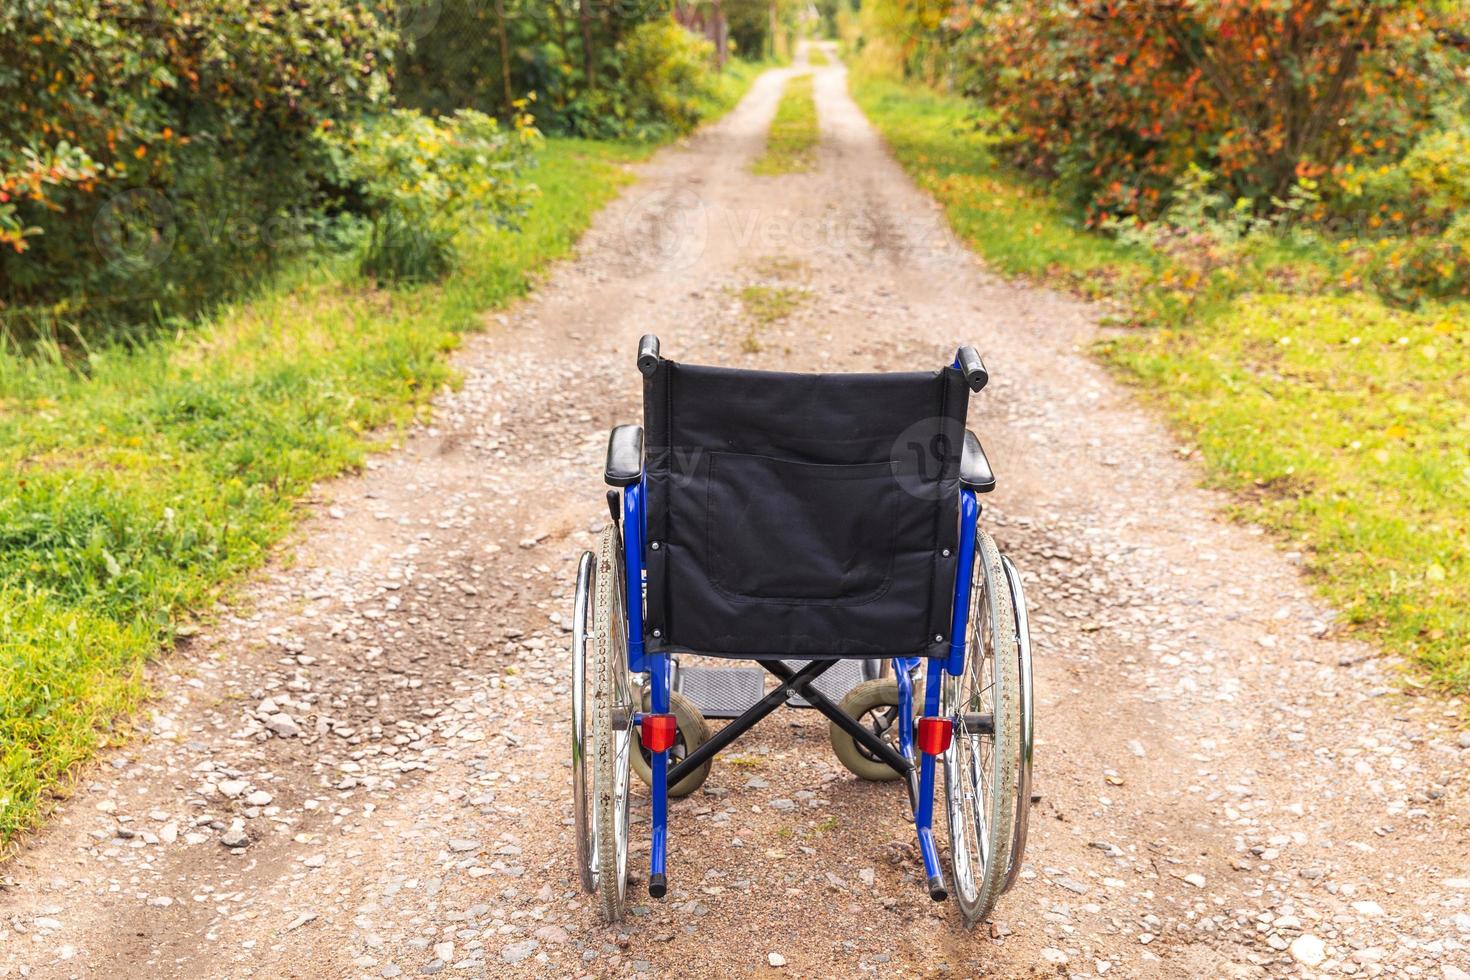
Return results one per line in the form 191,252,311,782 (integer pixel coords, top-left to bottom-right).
851,1,1470,699
752,74,820,176
0,138,663,845
0,2,760,845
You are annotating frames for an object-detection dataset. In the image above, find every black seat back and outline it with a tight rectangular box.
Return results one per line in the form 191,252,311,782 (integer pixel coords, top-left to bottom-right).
642,360,970,659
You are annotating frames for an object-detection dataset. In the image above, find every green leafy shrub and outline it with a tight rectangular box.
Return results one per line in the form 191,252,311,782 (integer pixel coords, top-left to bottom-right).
1400,128,1470,218
1325,120,1470,302
325,108,541,283
610,19,722,138
0,0,393,339
1352,226,1470,304
394,1,727,140
725,0,803,61
1332,124,1470,227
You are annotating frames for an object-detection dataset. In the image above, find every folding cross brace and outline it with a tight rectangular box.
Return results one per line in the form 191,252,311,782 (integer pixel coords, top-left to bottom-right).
667,659,914,788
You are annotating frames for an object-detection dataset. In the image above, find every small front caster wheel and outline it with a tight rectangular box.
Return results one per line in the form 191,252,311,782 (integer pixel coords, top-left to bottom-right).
830,678,907,782
631,689,712,797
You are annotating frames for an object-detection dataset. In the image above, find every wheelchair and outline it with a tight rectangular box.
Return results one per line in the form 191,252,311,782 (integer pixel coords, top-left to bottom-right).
572,336,1034,926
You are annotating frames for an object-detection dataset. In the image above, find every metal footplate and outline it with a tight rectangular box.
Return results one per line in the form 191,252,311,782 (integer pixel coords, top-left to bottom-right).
780,658,881,708
672,659,881,719
671,664,767,719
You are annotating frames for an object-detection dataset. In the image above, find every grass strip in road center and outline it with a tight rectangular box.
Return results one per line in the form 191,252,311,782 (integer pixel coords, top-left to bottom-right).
852,73,1470,699
752,74,819,176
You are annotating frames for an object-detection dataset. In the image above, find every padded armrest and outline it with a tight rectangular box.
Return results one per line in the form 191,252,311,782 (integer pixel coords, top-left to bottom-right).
961,429,996,493
605,424,644,488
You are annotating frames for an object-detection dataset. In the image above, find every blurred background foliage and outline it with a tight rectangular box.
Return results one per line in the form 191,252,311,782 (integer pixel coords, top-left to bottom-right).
849,0,1470,306
0,1,763,343
0,0,393,337
395,2,723,139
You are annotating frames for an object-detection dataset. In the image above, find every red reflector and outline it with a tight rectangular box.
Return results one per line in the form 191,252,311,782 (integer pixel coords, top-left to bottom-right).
640,713,679,754
917,717,953,756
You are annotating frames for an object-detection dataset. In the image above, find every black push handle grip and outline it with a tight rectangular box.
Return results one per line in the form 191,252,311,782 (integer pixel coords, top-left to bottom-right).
956,346,988,392
637,334,661,376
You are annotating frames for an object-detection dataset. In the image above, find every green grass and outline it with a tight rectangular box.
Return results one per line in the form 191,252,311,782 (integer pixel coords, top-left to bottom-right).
853,72,1470,699
807,46,831,67
0,119,726,844
733,284,810,352
737,284,809,325
752,74,819,176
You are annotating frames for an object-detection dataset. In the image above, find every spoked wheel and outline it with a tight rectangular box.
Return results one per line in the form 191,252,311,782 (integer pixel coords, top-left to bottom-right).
999,554,1035,895
830,678,906,782
631,688,712,797
571,525,635,922
942,528,1025,927
571,551,596,893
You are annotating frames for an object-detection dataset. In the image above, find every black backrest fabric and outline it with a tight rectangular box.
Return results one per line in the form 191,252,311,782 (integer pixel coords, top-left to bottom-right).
642,360,970,659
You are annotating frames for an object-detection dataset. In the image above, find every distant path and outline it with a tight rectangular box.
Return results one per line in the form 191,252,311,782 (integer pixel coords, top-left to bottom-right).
4,44,1467,980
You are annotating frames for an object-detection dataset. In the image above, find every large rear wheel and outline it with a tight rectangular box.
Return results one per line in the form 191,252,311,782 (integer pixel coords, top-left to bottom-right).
999,554,1035,895
571,552,596,893
590,526,634,921
942,528,1021,927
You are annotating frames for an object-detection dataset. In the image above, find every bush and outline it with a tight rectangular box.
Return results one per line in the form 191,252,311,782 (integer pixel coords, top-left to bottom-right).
1311,113,1470,302
0,0,393,338
956,1,1469,223
325,108,541,283
610,20,723,138
1331,119,1470,227
395,2,732,139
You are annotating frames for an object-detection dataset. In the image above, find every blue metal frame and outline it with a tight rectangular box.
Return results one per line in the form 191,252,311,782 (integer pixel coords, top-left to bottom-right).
623,480,647,671
614,359,985,904
899,487,979,894
620,478,673,887
946,491,980,676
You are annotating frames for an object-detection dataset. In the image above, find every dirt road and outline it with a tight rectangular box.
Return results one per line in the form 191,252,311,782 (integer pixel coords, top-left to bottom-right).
3,53,1467,980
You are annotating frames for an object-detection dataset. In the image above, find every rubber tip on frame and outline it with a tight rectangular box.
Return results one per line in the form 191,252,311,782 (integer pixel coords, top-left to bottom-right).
648,873,667,899
928,875,948,902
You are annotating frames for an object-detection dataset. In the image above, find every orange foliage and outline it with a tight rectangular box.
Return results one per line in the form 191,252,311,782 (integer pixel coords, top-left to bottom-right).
959,1,1468,221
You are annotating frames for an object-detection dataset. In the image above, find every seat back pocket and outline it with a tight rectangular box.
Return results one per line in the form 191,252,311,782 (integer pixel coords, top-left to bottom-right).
706,452,901,605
